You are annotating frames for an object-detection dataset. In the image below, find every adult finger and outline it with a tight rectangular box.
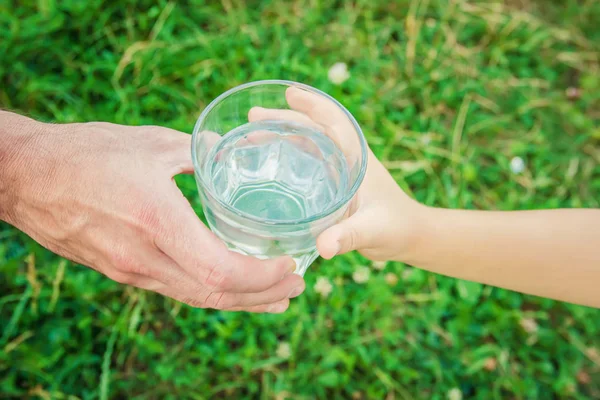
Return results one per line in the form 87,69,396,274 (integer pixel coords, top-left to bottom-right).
202,273,305,309
155,278,299,313
103,268,166,292
100,243,195,294
145,126,195,175
227,298,291,314
147,258,303,310
154,189,297,293
192,129,222,166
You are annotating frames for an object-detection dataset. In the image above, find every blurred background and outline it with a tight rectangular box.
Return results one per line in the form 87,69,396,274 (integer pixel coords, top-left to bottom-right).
1,0,599,398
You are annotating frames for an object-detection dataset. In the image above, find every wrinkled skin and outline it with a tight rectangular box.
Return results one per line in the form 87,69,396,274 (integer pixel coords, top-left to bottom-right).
0,113,305,313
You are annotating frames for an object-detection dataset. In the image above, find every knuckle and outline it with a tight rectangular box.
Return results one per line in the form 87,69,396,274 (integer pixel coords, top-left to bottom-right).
203,260,231,291
203,292,229,310
145,126,183,149
110,250,146,276
127,262,148,277
109,249,132,270
107,270,137,285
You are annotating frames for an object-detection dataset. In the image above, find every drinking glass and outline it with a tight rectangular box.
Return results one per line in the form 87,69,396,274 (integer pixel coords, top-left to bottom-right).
192,80,367,276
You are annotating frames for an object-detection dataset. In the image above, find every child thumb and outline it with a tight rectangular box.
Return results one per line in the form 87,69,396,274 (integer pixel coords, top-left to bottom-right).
316,213,371,259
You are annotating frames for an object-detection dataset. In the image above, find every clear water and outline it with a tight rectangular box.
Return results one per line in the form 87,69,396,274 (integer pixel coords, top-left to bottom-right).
206,120,349,222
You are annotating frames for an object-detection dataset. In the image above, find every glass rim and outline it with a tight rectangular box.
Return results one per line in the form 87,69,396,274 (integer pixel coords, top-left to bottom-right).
191,79,368,226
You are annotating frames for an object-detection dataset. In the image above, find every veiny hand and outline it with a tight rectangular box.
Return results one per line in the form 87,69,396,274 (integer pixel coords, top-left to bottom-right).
0,112,304,312
248,88,424,262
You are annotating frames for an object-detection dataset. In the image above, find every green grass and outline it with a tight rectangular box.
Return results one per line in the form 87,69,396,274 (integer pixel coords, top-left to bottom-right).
1,0,600,398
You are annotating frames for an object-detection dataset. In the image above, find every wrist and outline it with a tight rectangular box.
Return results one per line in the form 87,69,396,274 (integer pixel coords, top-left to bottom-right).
390,201,437,265
398,205,463,269
0,111,45,224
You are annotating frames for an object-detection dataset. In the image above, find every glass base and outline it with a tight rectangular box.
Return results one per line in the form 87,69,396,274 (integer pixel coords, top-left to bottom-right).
225,243,319,277
292,249,320,276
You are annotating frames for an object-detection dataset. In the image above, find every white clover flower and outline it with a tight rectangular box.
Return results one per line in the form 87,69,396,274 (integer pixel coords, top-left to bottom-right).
328,62,350,85
520,317,539,334
385,272,398,286
352,267,370,284
447,388,463,400
420,134,432,146
276,342,291,359
510,156,525,174
372,261,387,271
314,277,333,298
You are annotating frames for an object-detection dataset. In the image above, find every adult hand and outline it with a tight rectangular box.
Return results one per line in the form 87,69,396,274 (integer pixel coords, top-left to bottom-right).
0,111,304,313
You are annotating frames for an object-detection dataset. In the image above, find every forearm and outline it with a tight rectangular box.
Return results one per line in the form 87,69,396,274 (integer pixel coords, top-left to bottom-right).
0,111,41,224
405,207,600,307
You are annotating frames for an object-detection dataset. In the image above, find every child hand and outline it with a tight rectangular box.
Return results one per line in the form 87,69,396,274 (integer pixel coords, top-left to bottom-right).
316,147,423,261
249,87,424,262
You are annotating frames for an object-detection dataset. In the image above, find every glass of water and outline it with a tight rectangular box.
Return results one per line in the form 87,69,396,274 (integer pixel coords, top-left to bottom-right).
192,80,368,276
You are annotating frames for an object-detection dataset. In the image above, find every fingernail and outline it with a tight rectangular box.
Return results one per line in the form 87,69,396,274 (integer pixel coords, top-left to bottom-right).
267,302,286,313
287,286,303,298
